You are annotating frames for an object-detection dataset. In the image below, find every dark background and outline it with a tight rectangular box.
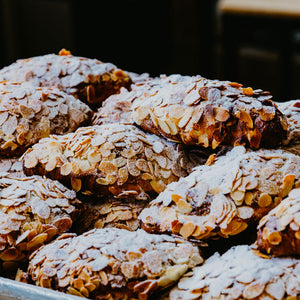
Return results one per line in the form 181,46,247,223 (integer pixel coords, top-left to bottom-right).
1,0,300,101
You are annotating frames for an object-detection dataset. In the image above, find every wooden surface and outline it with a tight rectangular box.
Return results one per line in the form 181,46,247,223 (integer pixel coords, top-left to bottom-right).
219,0,300,17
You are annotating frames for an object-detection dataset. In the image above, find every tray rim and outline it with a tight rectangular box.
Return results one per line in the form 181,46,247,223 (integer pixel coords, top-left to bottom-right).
0,276,84,300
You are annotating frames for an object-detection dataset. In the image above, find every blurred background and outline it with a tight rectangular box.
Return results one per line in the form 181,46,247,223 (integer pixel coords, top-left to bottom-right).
1,0,300,101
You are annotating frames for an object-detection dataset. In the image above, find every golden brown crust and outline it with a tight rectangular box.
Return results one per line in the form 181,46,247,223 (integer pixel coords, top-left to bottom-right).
0,51,132,110
0,81,92,157
168,245,300,300
131,75,288,149
257,188,300,256
139,146,300,241
23,228,203,299
22,124,198,199
0,174,81,274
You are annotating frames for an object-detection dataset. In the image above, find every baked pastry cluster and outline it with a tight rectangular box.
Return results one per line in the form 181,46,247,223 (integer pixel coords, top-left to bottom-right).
168,245,300,299
22,123,197,199
257,188,300,256
139,146,300,240
0,50,298,299
131,74,287,149
0,174,81,273
0,81,92,156
20,228,202,299
0,49,131,109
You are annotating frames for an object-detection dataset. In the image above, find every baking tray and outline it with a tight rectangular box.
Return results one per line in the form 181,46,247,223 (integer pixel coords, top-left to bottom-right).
0,277,83,300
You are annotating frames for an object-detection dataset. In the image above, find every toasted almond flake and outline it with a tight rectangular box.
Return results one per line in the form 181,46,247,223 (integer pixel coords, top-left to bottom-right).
0,248,19,261
0,112,8,126
265,281,285,300
99,161,118,175
2,140,18,150
127,159,140,177
152,141,164,154
136,159,150,172
267,231,282,245
243,281,265,299
205,154,216,166
96,178,109,185
258,193,272,208
19,105,35,119
165,119,178,135
230,190,245,203
214,107,230,122
60,162,72,176
175,199,193,214
281,174,295,198
114,157,127,168
158,118,171,134
121,148,136,159
259,107,276,122
242,87,253,96
27,233,48,249
179,222,195,239
45,157,57,172
71,178,82,191
87,152,102,164
295,231,300,240
117,167,129,186
237,206,254,220
178,107,193,128
150,180,166,194
24,153,38,169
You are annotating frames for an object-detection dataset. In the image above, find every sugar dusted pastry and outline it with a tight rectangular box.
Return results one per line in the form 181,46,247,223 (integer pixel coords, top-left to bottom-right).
132,75,287,149
168,245,300,300
257,188,300,256
0,81,92,157
0,174,81,273
0,49,131,109
23,228,203,299
139,146,300,240
22,124,196,199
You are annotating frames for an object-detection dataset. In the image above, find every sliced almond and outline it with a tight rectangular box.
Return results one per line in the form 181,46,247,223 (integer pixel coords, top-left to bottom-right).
71,178,82,191
258,193,272,208
267,231,282,245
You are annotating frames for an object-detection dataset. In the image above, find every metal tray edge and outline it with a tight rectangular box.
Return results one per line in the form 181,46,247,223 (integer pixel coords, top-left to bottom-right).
0,277,84,300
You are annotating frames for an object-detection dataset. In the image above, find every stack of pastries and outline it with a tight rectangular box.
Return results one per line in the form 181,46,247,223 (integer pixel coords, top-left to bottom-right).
0,49,299,299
